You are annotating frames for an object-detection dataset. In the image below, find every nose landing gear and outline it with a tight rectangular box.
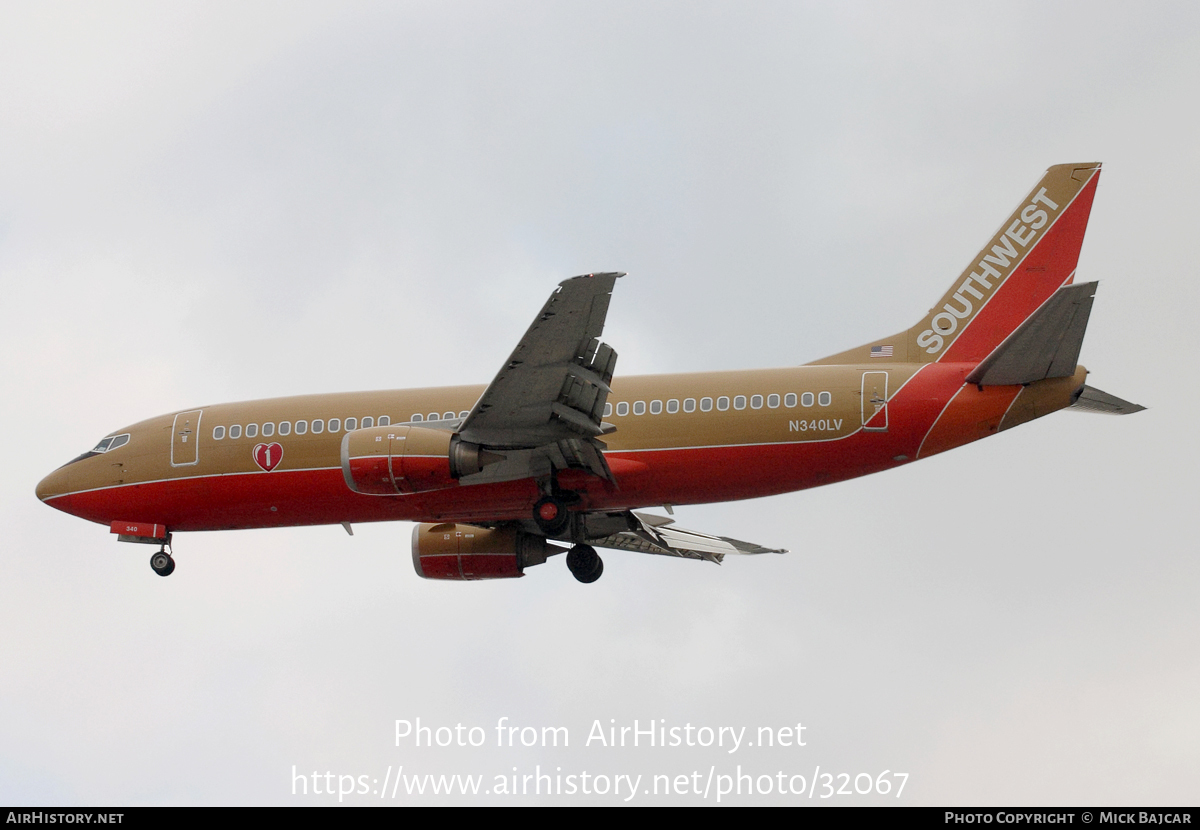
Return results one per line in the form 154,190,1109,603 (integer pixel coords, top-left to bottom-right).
150,546,175,577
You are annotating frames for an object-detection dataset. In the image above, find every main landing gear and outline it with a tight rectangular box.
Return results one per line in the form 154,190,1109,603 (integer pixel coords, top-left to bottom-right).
532,495,571,536
531,479,603,583
566,544,603,584
150,546,175,577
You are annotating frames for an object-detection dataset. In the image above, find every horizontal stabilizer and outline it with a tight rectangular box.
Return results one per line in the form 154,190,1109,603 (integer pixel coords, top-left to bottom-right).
966,282,1096,386
1069,385,1146,415
586,511,786,564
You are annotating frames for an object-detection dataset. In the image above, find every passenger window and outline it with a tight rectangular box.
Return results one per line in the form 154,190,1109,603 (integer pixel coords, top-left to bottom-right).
633,401,646,415
427,412,439,422
213,426,225,440
230,425,242,439
442,412,453,421
768,394,780,408
785,393,798,407
246,424,258,438
279,422,291,436
751,395,763,410
412,414,423,423
667,399,679,414
616,402,629,416
650,400,662,415
683,398,696,413
345,418,357,431
458,411,469,419
362,417,374,429
262,423,274,437
311,419,324,434
379,416,390,426
295,421,308,435
700,397,713,412
604,403,613,417
734,395,746,410
801,392,814,407
818,391,832,406
717,396,730,411
328,418,341,432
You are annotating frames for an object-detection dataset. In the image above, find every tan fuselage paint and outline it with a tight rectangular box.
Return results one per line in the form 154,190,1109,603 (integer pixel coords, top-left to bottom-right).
35,361,1078,511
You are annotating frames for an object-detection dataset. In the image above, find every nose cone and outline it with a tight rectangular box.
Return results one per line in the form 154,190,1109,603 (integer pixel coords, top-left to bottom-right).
36,463,73,509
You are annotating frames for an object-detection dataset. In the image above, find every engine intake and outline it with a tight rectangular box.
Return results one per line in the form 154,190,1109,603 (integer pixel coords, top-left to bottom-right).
411,523,553,580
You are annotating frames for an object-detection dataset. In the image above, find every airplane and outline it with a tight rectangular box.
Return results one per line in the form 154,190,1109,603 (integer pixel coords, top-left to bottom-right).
35,162,1143,583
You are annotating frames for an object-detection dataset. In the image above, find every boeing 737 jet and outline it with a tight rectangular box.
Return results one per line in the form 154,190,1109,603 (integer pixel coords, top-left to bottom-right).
36,162,1142,583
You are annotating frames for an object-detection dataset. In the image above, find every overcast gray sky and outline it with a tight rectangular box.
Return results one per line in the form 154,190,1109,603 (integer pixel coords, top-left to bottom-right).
1,0,1196,805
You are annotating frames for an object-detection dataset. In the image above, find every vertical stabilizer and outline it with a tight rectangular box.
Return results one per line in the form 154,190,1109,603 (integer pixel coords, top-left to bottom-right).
912,162,1101,364
810,163,1101,366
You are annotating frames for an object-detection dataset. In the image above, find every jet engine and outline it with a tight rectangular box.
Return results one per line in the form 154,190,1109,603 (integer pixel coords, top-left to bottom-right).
341,425,498,495
411,523,555,580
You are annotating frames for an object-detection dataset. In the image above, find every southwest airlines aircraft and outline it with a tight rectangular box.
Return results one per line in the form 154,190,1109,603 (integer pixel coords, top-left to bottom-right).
37,163,1142,583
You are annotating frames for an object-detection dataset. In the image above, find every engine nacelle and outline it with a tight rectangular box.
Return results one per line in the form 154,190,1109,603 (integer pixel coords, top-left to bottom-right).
342,425,497,495
411,523,552,580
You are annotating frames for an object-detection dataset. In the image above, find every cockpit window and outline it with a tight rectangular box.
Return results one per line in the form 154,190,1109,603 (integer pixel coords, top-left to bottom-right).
90,433,130,454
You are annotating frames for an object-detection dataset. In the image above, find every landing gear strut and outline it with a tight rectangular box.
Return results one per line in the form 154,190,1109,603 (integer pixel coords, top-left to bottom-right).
566,544,603,584
150,547,175,577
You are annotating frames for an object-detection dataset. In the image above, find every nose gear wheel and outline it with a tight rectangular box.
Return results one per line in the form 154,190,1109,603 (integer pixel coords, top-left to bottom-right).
150,548,175,577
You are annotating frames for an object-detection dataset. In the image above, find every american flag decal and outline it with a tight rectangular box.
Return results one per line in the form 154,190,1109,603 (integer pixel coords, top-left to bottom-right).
870,345,894,358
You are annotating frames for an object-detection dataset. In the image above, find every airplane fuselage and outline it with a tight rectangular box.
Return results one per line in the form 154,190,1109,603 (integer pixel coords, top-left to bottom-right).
36,362,1085,533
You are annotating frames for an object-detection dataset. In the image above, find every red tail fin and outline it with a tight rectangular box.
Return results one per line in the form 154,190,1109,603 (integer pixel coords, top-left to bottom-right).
807,163,1102,368
912,162,1101,363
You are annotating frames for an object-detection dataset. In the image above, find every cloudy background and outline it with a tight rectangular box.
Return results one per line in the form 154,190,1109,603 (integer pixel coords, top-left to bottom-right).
1,0,1196,805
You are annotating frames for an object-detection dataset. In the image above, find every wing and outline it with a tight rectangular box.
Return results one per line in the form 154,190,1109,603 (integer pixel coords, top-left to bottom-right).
455,272,623,484
580,510,787,564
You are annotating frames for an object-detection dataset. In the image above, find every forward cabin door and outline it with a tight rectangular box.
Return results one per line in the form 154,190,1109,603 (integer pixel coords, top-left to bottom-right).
861,372,889,432
171,410,203,467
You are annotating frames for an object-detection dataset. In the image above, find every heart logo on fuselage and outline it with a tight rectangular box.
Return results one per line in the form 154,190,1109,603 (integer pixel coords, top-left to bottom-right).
253,442,284,472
